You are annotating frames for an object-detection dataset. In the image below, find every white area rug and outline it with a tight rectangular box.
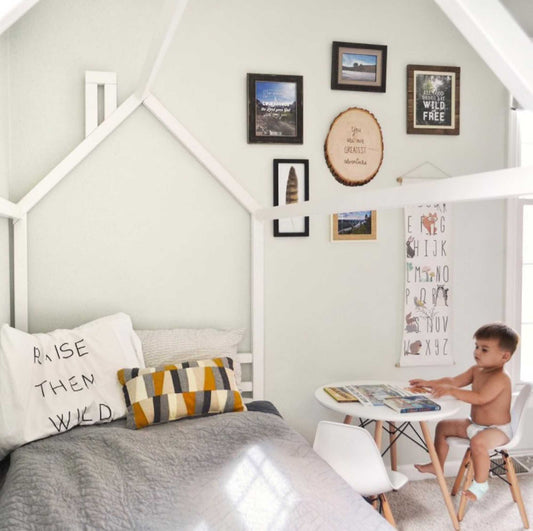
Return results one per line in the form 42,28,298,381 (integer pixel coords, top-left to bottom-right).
388,474,533,530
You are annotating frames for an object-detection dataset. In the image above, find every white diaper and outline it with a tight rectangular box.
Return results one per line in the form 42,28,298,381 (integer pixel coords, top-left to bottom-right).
466,420,513,441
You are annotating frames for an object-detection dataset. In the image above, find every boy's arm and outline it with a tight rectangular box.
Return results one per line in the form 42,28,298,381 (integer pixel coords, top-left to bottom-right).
409,367,473,389
432,372,507,403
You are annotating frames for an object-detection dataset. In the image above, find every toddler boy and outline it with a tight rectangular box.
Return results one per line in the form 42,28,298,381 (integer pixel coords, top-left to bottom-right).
409,322,519,500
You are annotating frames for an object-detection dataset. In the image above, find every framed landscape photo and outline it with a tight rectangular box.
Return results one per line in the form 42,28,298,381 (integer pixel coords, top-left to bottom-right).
273,159,309,237
331,42,387,92
331,211,377,241
407,65,460,135
247,73,303,144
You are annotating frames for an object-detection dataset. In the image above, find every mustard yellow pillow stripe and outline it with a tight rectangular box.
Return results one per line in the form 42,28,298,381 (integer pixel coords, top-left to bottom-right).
117,357,246,430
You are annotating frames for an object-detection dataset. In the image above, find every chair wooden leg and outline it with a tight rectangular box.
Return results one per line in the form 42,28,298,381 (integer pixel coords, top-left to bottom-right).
366,495,379,511
458,457,475,522
389,422,398,472
379,493,397,528
502,453,517,502
504,454,530,529
451,449,471,496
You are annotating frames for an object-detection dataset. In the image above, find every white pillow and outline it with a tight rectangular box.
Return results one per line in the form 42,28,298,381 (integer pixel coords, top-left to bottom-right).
134,328,245,387
0,313,144,459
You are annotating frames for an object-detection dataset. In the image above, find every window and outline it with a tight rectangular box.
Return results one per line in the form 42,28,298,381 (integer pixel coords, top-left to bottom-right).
522,201,533,381
508,108,533,383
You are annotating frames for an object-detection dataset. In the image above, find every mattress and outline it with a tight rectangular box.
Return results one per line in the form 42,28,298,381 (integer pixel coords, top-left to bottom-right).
0,403,391,530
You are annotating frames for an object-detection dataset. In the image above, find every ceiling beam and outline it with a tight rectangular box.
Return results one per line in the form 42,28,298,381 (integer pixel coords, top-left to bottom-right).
255,166,533,221
0,0,40,36
135,0,189,100
0,196,23,219
434,0,533,111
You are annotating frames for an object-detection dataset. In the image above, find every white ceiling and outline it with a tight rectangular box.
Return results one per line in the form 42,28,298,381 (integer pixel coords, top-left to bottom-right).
501,0,533,36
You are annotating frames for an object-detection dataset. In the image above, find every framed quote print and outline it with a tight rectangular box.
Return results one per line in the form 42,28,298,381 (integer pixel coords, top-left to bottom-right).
247,73,303,144
407,65,460,135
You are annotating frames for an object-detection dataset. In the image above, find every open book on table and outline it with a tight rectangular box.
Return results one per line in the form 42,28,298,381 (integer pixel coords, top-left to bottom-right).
383,395,441,413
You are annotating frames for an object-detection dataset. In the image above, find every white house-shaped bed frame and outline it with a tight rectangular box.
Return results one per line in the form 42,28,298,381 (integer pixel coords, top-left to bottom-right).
0,0,532,400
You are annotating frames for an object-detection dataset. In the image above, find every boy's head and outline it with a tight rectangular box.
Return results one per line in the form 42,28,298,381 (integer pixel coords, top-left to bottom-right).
474,323,520,356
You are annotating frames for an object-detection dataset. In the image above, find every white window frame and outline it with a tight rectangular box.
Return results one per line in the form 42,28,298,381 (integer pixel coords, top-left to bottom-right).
505,105,533,383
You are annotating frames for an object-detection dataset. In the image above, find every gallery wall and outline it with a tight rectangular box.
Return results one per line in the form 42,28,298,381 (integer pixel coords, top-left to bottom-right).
3,0,527,463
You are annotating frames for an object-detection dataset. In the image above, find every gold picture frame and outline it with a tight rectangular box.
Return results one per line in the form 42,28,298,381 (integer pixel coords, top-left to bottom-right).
331,211,377,241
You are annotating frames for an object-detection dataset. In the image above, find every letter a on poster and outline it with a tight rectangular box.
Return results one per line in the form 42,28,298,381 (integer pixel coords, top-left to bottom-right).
400,203,453,366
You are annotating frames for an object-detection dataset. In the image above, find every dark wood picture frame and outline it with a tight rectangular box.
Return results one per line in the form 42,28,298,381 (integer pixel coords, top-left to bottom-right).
273,159,309,237
331,42,387,92
407,65,460,135
247,73,303,144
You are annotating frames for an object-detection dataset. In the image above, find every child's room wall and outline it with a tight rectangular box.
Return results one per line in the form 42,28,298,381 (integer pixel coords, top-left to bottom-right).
4,0,527,463
0,34,10,325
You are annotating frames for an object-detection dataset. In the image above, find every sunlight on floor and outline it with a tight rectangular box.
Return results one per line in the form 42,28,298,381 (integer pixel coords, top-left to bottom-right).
226,445,297,529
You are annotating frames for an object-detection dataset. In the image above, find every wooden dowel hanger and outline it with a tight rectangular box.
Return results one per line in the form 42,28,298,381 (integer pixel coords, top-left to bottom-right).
397,161,450,183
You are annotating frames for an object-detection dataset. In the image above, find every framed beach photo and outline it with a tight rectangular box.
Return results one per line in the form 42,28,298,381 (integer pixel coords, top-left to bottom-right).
407,65,460,135
331,211,377,241
273,159,309,237
331,42,387,92
247,73,303,144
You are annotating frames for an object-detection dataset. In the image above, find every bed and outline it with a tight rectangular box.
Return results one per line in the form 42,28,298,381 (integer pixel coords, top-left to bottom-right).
0,314,392,530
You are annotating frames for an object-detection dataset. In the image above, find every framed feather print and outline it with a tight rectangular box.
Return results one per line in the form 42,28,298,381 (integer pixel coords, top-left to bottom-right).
273,159,309,237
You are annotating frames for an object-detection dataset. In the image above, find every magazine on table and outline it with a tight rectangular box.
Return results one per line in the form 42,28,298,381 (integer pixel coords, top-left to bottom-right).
383,395,441,413
343,384,414,406
323,386,359,402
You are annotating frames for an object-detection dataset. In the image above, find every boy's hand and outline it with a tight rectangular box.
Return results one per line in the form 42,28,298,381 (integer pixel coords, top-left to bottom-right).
431,384,454,398
409,378,430,388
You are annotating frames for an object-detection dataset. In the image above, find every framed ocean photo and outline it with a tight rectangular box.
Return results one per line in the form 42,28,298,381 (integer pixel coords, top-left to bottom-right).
247,73,303,144
331,210,377,241
331,42,387,92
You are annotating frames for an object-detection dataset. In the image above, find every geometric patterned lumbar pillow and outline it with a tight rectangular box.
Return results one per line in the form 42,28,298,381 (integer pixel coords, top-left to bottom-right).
117,357,246,429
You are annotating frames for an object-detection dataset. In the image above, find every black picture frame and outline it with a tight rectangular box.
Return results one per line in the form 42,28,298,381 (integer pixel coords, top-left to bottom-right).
331,41,387,92
247,73,303,144
273,159,309,237
407,65,460,135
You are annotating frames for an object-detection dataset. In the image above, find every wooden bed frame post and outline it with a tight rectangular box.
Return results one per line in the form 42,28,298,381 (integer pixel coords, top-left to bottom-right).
13,215,28,331
252,217,265,400
85,71,118,138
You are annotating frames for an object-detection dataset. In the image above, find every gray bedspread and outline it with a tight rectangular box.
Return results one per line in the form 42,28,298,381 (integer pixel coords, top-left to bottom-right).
0,408,392,530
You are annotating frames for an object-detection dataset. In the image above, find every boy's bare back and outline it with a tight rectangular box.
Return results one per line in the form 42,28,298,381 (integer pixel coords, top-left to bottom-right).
469,365,511,426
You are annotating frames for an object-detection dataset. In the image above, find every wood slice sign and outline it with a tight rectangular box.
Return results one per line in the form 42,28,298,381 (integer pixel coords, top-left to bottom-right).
324,107,384,186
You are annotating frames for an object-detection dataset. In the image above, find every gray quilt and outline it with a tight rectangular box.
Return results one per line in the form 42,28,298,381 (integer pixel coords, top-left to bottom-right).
0,408,392,530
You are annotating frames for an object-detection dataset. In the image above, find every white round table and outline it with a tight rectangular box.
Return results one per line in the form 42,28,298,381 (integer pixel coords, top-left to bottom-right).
315,380,462,530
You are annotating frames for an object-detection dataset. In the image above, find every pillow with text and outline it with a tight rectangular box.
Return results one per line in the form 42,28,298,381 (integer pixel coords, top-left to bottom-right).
0,313,144,459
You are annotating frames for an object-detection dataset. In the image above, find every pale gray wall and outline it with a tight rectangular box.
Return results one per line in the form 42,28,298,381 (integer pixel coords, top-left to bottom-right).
0,33,10,325
4,0,528,463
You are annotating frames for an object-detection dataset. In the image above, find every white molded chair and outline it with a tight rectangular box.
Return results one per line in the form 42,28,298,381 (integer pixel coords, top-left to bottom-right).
447,383,531,527
313,420,408,527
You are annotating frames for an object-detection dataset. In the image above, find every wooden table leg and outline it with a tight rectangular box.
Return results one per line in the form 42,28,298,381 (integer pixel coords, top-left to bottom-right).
420,421,460,530
343,415,353,424
374,420,383,450
388,421,398,471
